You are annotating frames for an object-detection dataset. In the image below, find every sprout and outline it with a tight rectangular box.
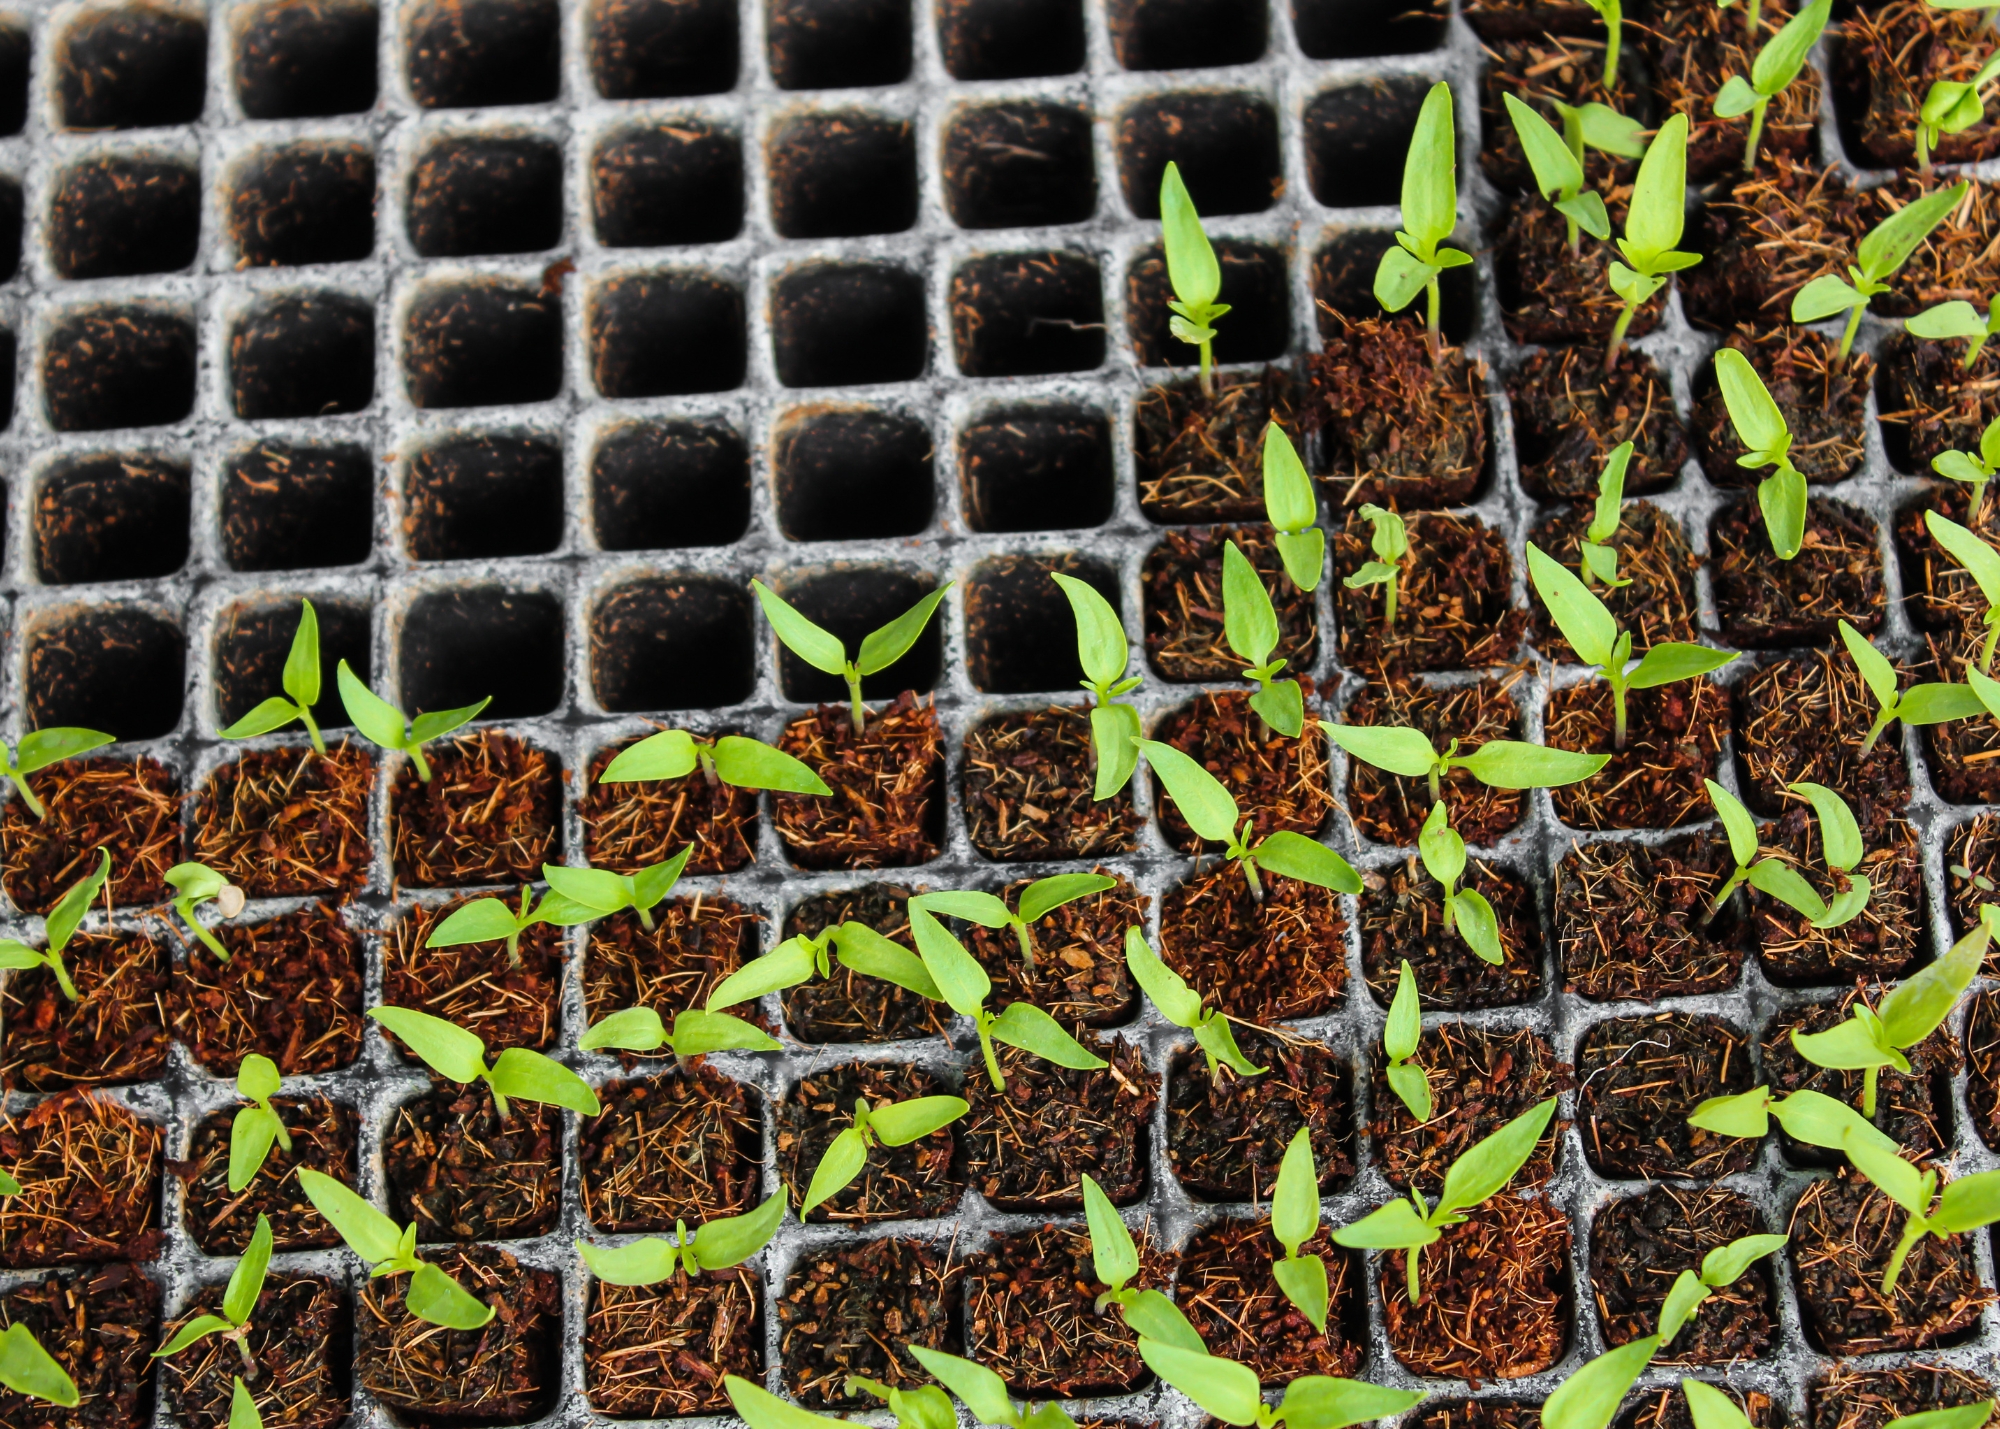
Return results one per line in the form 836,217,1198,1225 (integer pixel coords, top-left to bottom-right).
1374,81,1472,361
724,1364,1059,1429
1685,1082,1902,1150
1263,425,1323,592
576,1189,786,1284
227,1054,292,1193
1140,738,1362,903
1269,1126,1334,1332
1908,294,2000,370
1414,804,1504,965
1711,0,1831,170
597,728,830,797
703,918,941,1014
1714,346,1808,560
752,578,953,735
908,872,1117,967
910,905,1106,1090
1840,619,1985,757
296,1167,495,1330
1841,1123,2000,1294
1160,161,1229,398
800,1093,969,1215
536,849,692,934
1527,540,1737,749
579,1007,781,1061
1707,778,1874,930
1052,572,1143,800
1081,1173,1208,1348
1924,510,2000,670
0,1323,78,1407
163,862,246,961
230,1378,262,1429
336,662,489,783
1501,93,1612,255
910,1348,1085,1429
1584,0,1620,86
154,1213,273,1368
1652,1231,1788,1352
0,727,113,822
1321,715,1609,805
1340,505,1408,628
1223,539,1304,736
423,884,591,967
1922,415,2000,520
1136,1339,1424,1429
1123,924,1261,1077
219,600,327,754
1383,959,1432,1122
1915,50,2000,176
0,847,111,1002
1331,1096,1557,1303
1606,114,1699,369
1792,181,1968,365
368,1006,602,1122
1577,442,1634,589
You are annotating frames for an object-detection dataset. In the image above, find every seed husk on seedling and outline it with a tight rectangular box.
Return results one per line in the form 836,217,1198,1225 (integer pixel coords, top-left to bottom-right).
799,1092,969,1214
1502,93,1612,254
0,1321,78,1407
1714,346,1809,559
1908,293,2000,369
1791,181,1968,364
1052,571,1143,800
703,915,942,1013
579,1006,782,1063
163,861,247,961
1341,505,1408,628
1374,81,1472,361
1606,114,1699,369
1914,49,2000,175
1139,738,1363,902
1321,715,1609,804
1711,0,1831,170
0,847,110,1002
1079,1172,1208,1348
227,1054,291,1193
576,1187,786,1284
1122,924,1261,1077
336,662,489,783
1839,1120,2000,1294
0,726,112,821
367,1006,602,1122
909,905,1106,1090
1136,1338,1424,1429
154,1213,274,1368
597,726,830,796
1160,161,1229,399
219,600,328,754
1840,619,1987,756
908,872,1117,968
1577,443,1634,589
1383,958,1432,1121
1223,539,1305,736
753,578,952,736
1925,510,2000,670
296,1167,495,1330
1263,425,1324,591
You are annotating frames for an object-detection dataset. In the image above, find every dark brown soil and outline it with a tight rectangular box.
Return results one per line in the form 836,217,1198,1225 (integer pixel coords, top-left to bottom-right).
962,706,1141,862
1459,0,1599,38
1791,1170,1990,1354
391,730,562,889
584,1265,760,1418
1371,1023,1568,1194
779,883,951,1043
1160,867,1346,1024
1624,1388,1778,1429
1179,1218,1361,1385
1528,502,1699,661
774,693,943,869
0,1264,158,1429
1494,190,1653,345
385,899,564,1054
170,907,364,1076
1810,1365,1996,1429
1342,676,1525,846
192,744,371,897
383,1082,560,1243
1382,1192,1571,1381
1846,177,1998,318
778,1062,962,1224
1555,834,1746,1002
1360,856,1542,1010
176,1095,356,1254
1648,0,1820,180
1693,326,1871,487
1299,313,1486,508
580,1068,761,1232
580,735,757,876
1143,524,1319,682
1879,334,2000,476
1135,368,1297,522
1152,688,1332,852
1592,1186,1775,1361
1333,510,1525,676
958,1039,1156,1210
1546,677,1731,830
1837,0,2000,167
1919,630,2000,805
0,1089,160,1266
1509,345,1686,501
1166,1027,1353,1202
966,1224,1169,1396
1575,1013,1757,1180
1479,32,1647,191
1765,993,1958,1164
1711,497,1887,649
1968,991,2000,1152
0,756,180,913
778,1237,963,1407
357,1243,559,1423
1736,652,1912,819
1895,483,1996,634
1680,158,1867,332
1751,806,1924,986
0,930,168,1090
1945,814,2000,941
1411,1403,1545,1429
159,1274,348,1429
961,873,1144,1027
583,896,762,1048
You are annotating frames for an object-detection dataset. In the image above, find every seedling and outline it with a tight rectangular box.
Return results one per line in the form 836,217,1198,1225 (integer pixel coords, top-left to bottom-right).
368,1006,602,1121
1922,416,2000,522
1717,0,1761,42
1924,510,2000,670
579,1007,781,1061
1053,572,1143,800
0,847,111,1002
597,728,830,796
1908,294,2000,369
1414,803,1503,965
336,662,489,783
1501,93,1611,253
1320,717,1609,804
164,861,246,961
915,1348,1085,1429
1792,181,1968,364
1340,505,1407,628
1223,539,1304,736
154,1213,274,1368
1606,114,1699,368
297,1167,495,1330
227,1054,291,1193
1651,1231,1789,1354
1541,1335,1662,1429
1915,50,2000,174
1160,161,1228,398
1577,442,1633,589
1263,425,1324,592
1711,0,1831,170
1841,1124,2000,1294
428,848,693,966
1841,619,1986,756
1080,1173,1208,1349
908,872,1117,968
800,1093,970,1215
752,578,952,736
0,1322,77,1407
0,727,113,821
1140,738,1362,902
1138,1337,1423,1429
1740,781,1873,929
424,883,592,966
703,917,941,1014
1714,346,1808,560
910,905,1105,1090
1122,925,1261,1077
576,1188,785,1284
1527,540,1737,748
1331,1096,1557,1303
219,600,328,754
1383,958,1432,1122
1374,81,1473,360
727,1360,1078,1429
1268,1126,1335,1332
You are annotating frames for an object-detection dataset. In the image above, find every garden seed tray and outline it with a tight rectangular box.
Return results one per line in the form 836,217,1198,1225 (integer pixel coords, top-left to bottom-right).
0,0,1995,1426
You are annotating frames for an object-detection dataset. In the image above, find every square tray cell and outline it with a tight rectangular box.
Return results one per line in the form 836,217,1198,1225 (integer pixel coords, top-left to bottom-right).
771,262,928,388
33,452,190,586
402,281,563,409
937,0,1085,79
774,406,935,541
42,306,197,433
592,122,744,247
588,0,740,97
1107,0,1266,71
227,144,377,269
770,566,944,701
405,0,560,108
942,102,1096,230
1117,92,1282,217
1304,76,1436,209
589,270,748,397
767,110,918,239
229,292,376,421
965,553,1120,694
221,440,376,572
0,27,26,135
213,599,372,729
47,155,199,280
233,0,380,118
591,419,752,550
404,433,565,562
56,6,207,130
26,606,186,740
1312,228,1478,343
407,135,564,257
1126,239,1289,365
949,251,1105,377
957,405,1114,533
766,0,911,90
1293,0,1446,58
590,577,757,711
400,586,567,719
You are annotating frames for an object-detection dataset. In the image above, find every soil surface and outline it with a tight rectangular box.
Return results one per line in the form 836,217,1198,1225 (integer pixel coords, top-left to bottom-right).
0,1264,158,1429
1693,326,1871,486
1919,630,2000,805
1765,993,1958,1165
382,1081,561,1243
191,744,371,897
0,929,169,1090
580,735,757,875
1159,867,1346,1024
1359,856,1542,1010
1152,688,1332,852
778,883,951,1043
1143,524,1318,682
1749,807,1924,986
962,705,1141,862
1680,158,1866,331
1810,1365,1996,1429
777,1062,963,1223
774,694,943,869
1574,1013,1757,1180
1791,1170,1990,1354
159,1274,348,1429
0,756,180,913
1333,510,1524,676
176,1095,355,1254
1711,497,1886,649
1879,334,2000,475
0,1089,160,1266
1341,676,1524,847
1545,678,1730,830
1382,1191,1571,1381
391,730,562,888
960,873,1144,1027
1299,313,1487,507
584,1266,761,1418
1591,1185,1775,1362
957,1039,1156,1210
965,1224,1168,1395
1371,1023,1568,1194
1735,652,1912,819
357,1243,559,1423
1555,833,1745,1002
1528,503,1699,662
583,896,762,1046
1493,190,1653,345
580,1067,761,1232
1178,1218,1361,1384
385,899,564,1053
170,907,365,1076
778,1237,963,1407
1508,344,1686,501
1135,367,1297,522
1837,0,2000,167
1166,1027,1353,1202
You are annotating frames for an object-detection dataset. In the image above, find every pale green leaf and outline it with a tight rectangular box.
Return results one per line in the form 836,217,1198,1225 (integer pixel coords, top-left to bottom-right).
1699,1233,1788,1288
1767,1087,1899,1153
1330,1197,1439,1250
1435,1096,1557,1220
230,1379,263,1429
1881,917,1989,1047
228,1105,281,1194
1687,1086,1771,1139
1840,620,1900,705
577,1237,681,1286
1123,925,1204,1029
1932,1172,2000,1233
1543,1337,1662,1429
1625,113,1688,261
1909,300,1989,342
1418,801,1465,887
1160,161,1221,309
667,1009,782,1057
1792,273,1866,322
296,1167,404,1265
220,697,305,741
406,1261,496,1330
1526,542,1618,667
1385,958,1422,1062
868,1095,968,1147
282,601,321,709
1683,1383,1754,1429
486,1047,602,1116
1222,540,1280,668
801,1126,870,1214
1272,1125,1321,1254
1657,1269,1711,1346
707,940,819,1010
690,1189,788,1270
1052,572,1132,691
1138,1337,1262,1426
1451,887,1503,965
909,890,1013,928
1790,781,1862,871
1750,0,1830,95
1843,1134,1930,1215
12,728,112,774
368,1006,488,1083
1503,92,1582,201
45,847,110,954
153,1314,234,1359
834,925,944,1002
1455,740,1611,789
1272,1254,1329,1335
599,729,698,782
1759,468,1808,560
1117,1289,1207,1352
726,1376,849,1429
908,1347,1019,1429
1276,1377,1426,1429
0,1324,77,1407
1747,859,1828,921
425,899,525,948
1881,1406,1998,1429
1896,681,1985,725
1252,831,1361,893
753,580,848,675
1317,721,1438,778
712,736,832,795
1714,348,1790,456
1263,424,1316,533
856,583,952,677
407,701,490,746
336,662,409,752
1139,739,1241,843
1276,528,1325,593
1712,74,1759,118
1790,1018,1895,1072
1019,873,1116,924
1374,242,1435,314
1083,1173,1139,1291
223,1214,273,1325
1626,642,1737,689
1092,703,1142,800
1927,510,2000,604
909,907,989,1016
990,1001,1107,1069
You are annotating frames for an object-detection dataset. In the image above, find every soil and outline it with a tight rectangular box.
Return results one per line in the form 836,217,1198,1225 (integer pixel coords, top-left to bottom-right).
960,873,1144,1027
1811,1365,1997,1429
1967,992,2000,1151
1878,335,2000,476
1790,1170,1990,1354
778,1236,963,1407
1693,326,1871,487
1382,1191,1571,1381
0,756,180,914
1508,345,1687,501
1135,367,1298,522
957,1039,1157,1210
1750,806,1924,986
1370,1023,1568,1194
773,693,944,869
1555,833,1746,1002
962,706,1141,862
1765,994,1958,1165
583,896,763,1046
169,907,365,1077
1895,483,1997,634
357,1243,559,1423
0,1264,158,1429
1166,1027,1353,1202
1648,0,1820,180
1592,1186,1775,1363
1159,867,1347,1023
1178,1218,1362,1384
1679,158,1868,332
1411,1404,1545,1429
1625,1389,1778,1429
1836,0,2000,167
176,1095,356,1254
1735,652,1912,820
778,883,951,1043
1342,676,1525,847
583,1265,760,1418
1333,510,1525,676
1359,856,1543,1010
966,1225,1169,1396
580,735,757,876
0,929,168,1090
579,1068,762,1232
1152,688,1332,853
1711,497,1887,649
191,745,371,898
778,1062,963,1223
0,1089,161,1266
1142,524,1319,682
391,730,563,889
1493,191,1655,345
1918,631,2000,805
159,1275,347,1429
385,899,564,1054
1947,814,2000,945
1479,33,1647,192
1527,502,1700,661
1574,1013,1758,1180
1545,677,1731,830
382,1082,561,1243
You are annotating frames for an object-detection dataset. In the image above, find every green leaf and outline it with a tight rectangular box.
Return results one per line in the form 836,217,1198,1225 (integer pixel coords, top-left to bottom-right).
1699,1233,1788,1289
1402,81,1458,250
1566,101,1648,157
1714,349,1791,457
1927,510,2000,603
336,662,410,751
712,737,832,795
1758,467,1808,561
1858,182,1968,284
691,1190,788,1271
599,729,699,782
1052,572,1132,690
296,1167,404,1265
907,1347,1020,1429
1656,1269,1711,1346
1117,1289,1207,1352
1526,543,1618,667
486,1047,601,1115
1790,781,1862,871
1937,449,1994,484
1190,1014,1263,1077
1843,1134,1930,1215
406,1261,497,1330
1343,560,1398,589
1083,1173,1139,1291
1137,1338,1262,1427
891,1386,960,1429
1712,74,1760,118
1627,642,1737,689
1881,917,1989,1047
630,847,693,914
368,1006,489,1083
283,601,321,709
1747,860,1828,921
1840,620,1900,705
223,1214,273,1325
1503,92,1582,202
1904,682,1993,725
1249,676,1305,740
1331,1197,1439,1251
220,696,306,741
1767,1087,1896,1151
1972,662,2000,721
1682,1385,1754,1429
1792,272,1866,322
1880,1406,1998,1429
1542,1337,1662,1429
239,1048,281,1102
1932,1171,2000,1234
1252,831,1361,893
542,863,632,913
856,583,953,677
407,700,490,746
1374,243,1436,314
707,940,819,1010
802,1125,870,1214
1276,1377,1426,1429
229,1105,282,1193
1160,161,1221,310
909,890,1013,928
230,1378,263,1429
154,1314,235,1359
1272,1126,1321,1255
1791,1018,1896,1072
165,862,227,902
834,924,945,1001
1387,1061,1433,1125
1092,703,1142,801
1451,888,1503,965
726,1375,850,1429
1272,1253,1330,1335
1418,801,1465,888
1750,0,1830,96
1589,443,1632,543
0,944,45,972
1434,1097,1557,1220
667,1009,782,1057
1124,925,1205,1029
753,580,848,676
1909,300,1990,342
42,847,108,957
1139,739,1241,844
425,899,526,948
577,1236,681,1286
1222,540,1281,668
1625,113,1688,262
1816,877,1872,929
1608,261,1666,308
990,1001,1107,1069
1019,873,1116,924
909,907,990,1016
0,1324,77,1407
1554,190,1612,241
1317,721,1438,778
869,1095,968,1146
1385,958,1422,1062
1455,740,1611,789
1688,1086,1771,1138
1276,528,1326,593
1263,424,1316,533
12,728,112,774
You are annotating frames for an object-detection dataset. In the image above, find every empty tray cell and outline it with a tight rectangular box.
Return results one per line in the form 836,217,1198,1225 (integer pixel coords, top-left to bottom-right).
936,0,1085,80
589,271,748,397
48,155,199,281
771,262,926,388
774,406,934,541
233,0,380,118
43,306,197,433
772,567,943,701
1107,0,1266,70
402,281,562,409
1304,76,1435,208
405,432,565,561
400,586,566,719
767,110,917,239
591,419,751,550
0,330,16,432
591,578,756,711
1117,92,1282,217
407,135,564,257
950,251,1105,378
1293,0,1446,58
1127,239,1288,365
227,144,376,268
965,553,1118,695
0,178,22,284
221,439,375,571
587,0,739,98
56,5,207,130
942,103,1095,230
229,292,375,420
1313,228,1475,344
958,406,1114,533
214,600,370,728
405,0,560,109
26,606,186,740
0,27,28,135
767,0,910,89
34,452,190,586
592,122,743,247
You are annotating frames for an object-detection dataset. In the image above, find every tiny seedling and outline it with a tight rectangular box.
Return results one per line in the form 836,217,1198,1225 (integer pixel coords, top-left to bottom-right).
703,918,941,1014
1269,1126,1335,1332
1053,572,1143,801
908,872,1117,968
1908,293,2000,369
752,579,952,735
1501,93,1611,253
1331,1096,1557,1303
0,1322,77,1407
1136,1338,1423,1429
1915,50,2000,175
1384,958,1432,1122
1734,780,1874,929
1925,509,2000,670
423,883,593,966
1222,539,1304,736
1415,803,1504,965
597,728,830,796
427,848,694,963
1123,925,1261,1077
1652,1232,1789,1353
164,862,246,961
1922,415,2000,520
914,1347,1086,1429
1321,716,1609,804
1160,161,1228,398
0,727,113,821
1711,0,1832,170
576,1188,785,1284
1686,1083,1905,1165
910,905,1106,1090
1527,541,1737,748
154,1213,274,1368
1840,619,1986,756
1375,81,1473,360
1263,425,1323,592
801,1093,970,1215
368,1006,602,1121
1139,738,1362,902
227,1054,291,1193
726,1363,1072,1429
1081,1174,1208,1349
219,600,328,754
1841,1124,2000,1294
297,1167,494,1330
1577,443,1634,589
0,847,111,1002
1606,114,1699,368
1714,346,1808,559
1340,505,1408,628
579,1007,781,1061
336,663,489,782
1792,181,1968,364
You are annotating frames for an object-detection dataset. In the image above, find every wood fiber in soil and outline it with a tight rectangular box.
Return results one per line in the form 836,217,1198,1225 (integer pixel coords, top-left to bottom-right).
1791,1170,1990,1353
1410,1405,1544,1429
177,1095,355,1254
1360,856,1542,1010
1679,159,1865,330
960,873,1143,1027
0,1089,160,1266
0,757,179,913
1152,688,1331,853
1135,368,1297,522
1878,335,2000,474
1493,192,1656,345
1751,807,1923,986
1765,995,1958,1164
1575,1014,1757,1180
1479,32,1647,191
1142,524,1318,682
962,706,1140,862
385,899,563,1053
383,1082,560,1243
1622,1391,1778,1429
1810,1365,1997,1429
580,1068,761,1232
1333,510,1524,676
1711,497,1886,648
1894,483,1995,633
357,1243,558,1424
1159,867,1345,1023
170,907,363,1076
778,883,950,1043
1945,815,2000,941
1693,326,1870,486
1382,1191,1571,1381
584,896,762,1041
1299,314,1486,507
1528,503,1698,660
778,1237,962,1407
580,736,756,875
1735,652,1911,817
159,1275,347,1429
1590,1185,1775,1362
1370,1023,1567,1195
1919,631,2000,805
966,1225,1171,1396
958,1040,1155,1210
191,744,371,897
0,930,168,1090
584,1266,760,1418
774,694,943,868
1649,0,1819,180
1342,677,1524,846
1837,0,2000,167
1555,834,1745,1002
778,1062,962,1224
1166,1027,1353,1202
0,1265,158,1429
1546,678,1730,830
1178,1218,1362,1384
391,730,562,889
1507,345,1686,500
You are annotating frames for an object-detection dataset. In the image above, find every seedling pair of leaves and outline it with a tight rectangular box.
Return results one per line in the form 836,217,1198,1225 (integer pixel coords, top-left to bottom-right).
297,1168,495,1329
1842,1118,2000,1294
155,1213,277,1367
337,662,489,782
1141,738,1362,902
0,846,110,1002
0,727,112,821
1920,416,2000,522
1502,94,1613,253
579,1006,781,1061
1262,425,1323,592
219,600,329,754
1703,778,1874,930
164,861,246,961
753,579,951,735
1053,572,1143,800
1320,716,1609,805
801,1093,969,1214
1161,161,1229,397
1841,619,1988,756
426,847,695,964
702,916,942,1015
910,905,1105,1089
576,1188,785,1285
727,1349,1080,1429
596,727,830,796
1910,295,2000,371
1222,539,1304,736
1123,924,1261,1076
227,1054,292,1192
908,872,1116,967
1711,0,1831,169
1341,506,1407,628
1915,48,2000,174
1384,959,1432,1121
1925,509,2000,671
1714,346,1811,559
1606,114,1698,368
369,1006,601,1121
1578,442,1633,588
1375,82,1472,358
1792,182,1968,363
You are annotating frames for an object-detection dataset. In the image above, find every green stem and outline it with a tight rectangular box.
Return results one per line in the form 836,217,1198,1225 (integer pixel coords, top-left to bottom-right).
1863,1064,1880,1121
1605,302,1637,370
505,928,521,967
1837,301,1866,364
1742,99,1768,172
1612,675,1629,753
49,954,77,1004
1917,123,1934,179
1860,708,1894,758
1199,339,1214,399
187,912,230,963
485,1075,511,1123
978,1019,1005,1090
1699,867,1748,930
1013,920,1036,968
8,770,44,822
300,707,326,757
1984,614,1999,674
1384,571,1398,627
408,745,433,783
1880,1215,1929,1297
1424,279,1441,361
1428,764,1442,803
638,904,655,933
269,1105,293,1155
1239,854,1264,903
1563,206,1580,257
1745,0,1759,40
1407,1245,1423,1305
845,669,868,736
1601,7,1620,88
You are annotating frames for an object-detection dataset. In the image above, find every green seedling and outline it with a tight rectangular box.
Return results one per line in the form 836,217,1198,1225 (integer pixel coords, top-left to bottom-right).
911,905,1105,1090
576,1188,785,1284
1717,0,1761,42
1606,114,1699,368
0,1323,77,1407
1542,1335,1662,1429
1699,779,1764,925
1269,1126,1335,1333
1415,803,1504,965
227,1054,291,1193
230,1379,262,1429
597,728,830,796
297,1167,495,1330
1916,50,2000,174
1908,293,2000,370
1161,161,1228,397
0,727,113,821
1140,1338,1423,1429
1792,181,1968,364
336,663,489,783
1843,618,1987,755
1712,0,1831,169
368,1006,601,1122
1123,924,1261,1077
1924,416,2000,523
1332,1096,1557,1303
219,600,328,754
1223,538,1304,736
1655,1233,1789,1348
1383,958,1432,1122
426,848,694,964
1080,1173,1207,1349
1687,1080,1901,1146
1340,505,1408,628
154,1214,274,1368
908,873,1117,968
1740,780,1874,929
1585,0,1621,85
0,847,111,1002
579,1007,781,1060
1841,1121,2000,1294
752,579,952,736
1375,81,1473,360
1577,443,1633,589
1321,716,1609,805
914,1348,1083,1429
1053,572,1143,800
423,884,592,966
801,1094,969,1215
1501,92,1611,254
163,862,246,961
1263,425,1323,591
1714,346,1808,559
726,1358,1079,1429
703,917,941,1014
1140,738,1362,902
1926,510,2000,670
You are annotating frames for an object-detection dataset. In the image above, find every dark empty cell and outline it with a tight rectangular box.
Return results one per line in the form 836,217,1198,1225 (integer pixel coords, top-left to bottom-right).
1304,77,1433,209
0,27,30,135
771,567,943,702
43,307,196,433
941,103,1095,230
26,606,185,741
1313,228,1476,344
405,434,564,562
588,0,739,98
230,293,374,420
0,329,17,432
958,407,1113,533
234,0,379,118
403,282,562,409
227,145,375,268
33,453,190,585
591,579,755,711
407,137,563,258
214,601,370,728
405,0,559,109
966,554,1116,694
774,407,934,541
1117,93,1282,218
0,178,21,284
767,111,916,239
47,157,199,280
1107,0,1265,70
591,420,751,550
950,251,1104,378
592,123,743,246
221,440,375,571
56,6,207,130
400,587,564,719
590,271,747,397
937,0,1085,80
1127,240,1288,365
767,0,910,89
1293,0,1445,58
771,263,927,388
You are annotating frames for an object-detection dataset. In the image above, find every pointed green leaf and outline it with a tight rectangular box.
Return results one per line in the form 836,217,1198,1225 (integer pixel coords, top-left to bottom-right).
1714,348,1791,457
1881,917,1991,1048
369,1006,489,1083
670,1009,782,1057
1385,958,1422,1062
1139,739,1241,844
336,662,409,752
1092,703,1143,800
407,700,490,746
1542,1337,1662,1429
1699,1233,1788,1289
153,1314,235,1359
801,1125,870,1214
1191,1013,1263,1077
1386,1060,1433,1123
1272,1254,1329,1336
1052,572,1131,690
1627,642,1737,689
1222,540,1281,668
908,1346,1020,1429
1503,91,1582,201
1750,0,1830,96
1712,74,1760,118
1657,1269,1711,1346
1748,858,1829,921
406,1261,497,1330
856,583,952,677
1625,113,1689,261
1843,1134,1930,1215
230,1378,263,1429
1683,1383,1755,1429
990,1000,1107,1069
599,729,698,782
1019,873,1116,924
1767,1087,1899,1152
239,1053,281,1105
1927,510,2000,603
542,864,631,913
45,848,111,954
707,939,819,1011
908,907,988,1016
1249,676,1305,740
1083,1173,1139,1291
726,1376,850,1429
1791,1018,1895,1072
689,1188,787,1270
1402,82,1458,250
1272,1125,1321,1254
1252,831,1361,893
487,1047,601,1116
1124,925,1205,1029
1526,543,1618,667
1792,272,1866,323
1789,781,1862,871
229,1105,282,1194
753,580,848,675
1688,1086,1771,1139
1138,1338,1262,1426
1909,300,1989,342
1451,887,1504,965
1840,620,1900,705
1160,161,1221,309
1374,242,1436,314
1117,1289,1207,1352
282,601,321,709
0,1324,77,1407
297,1168,404,1266
712,736,832,795
220,697,306,741
1317,721,1439,778
1931,1172,2000,1234
1263,424,1316,533
868,1095,968,1146
1898,682,1989,723
1760,467,1808,560
12,728,113,774
1330,1197,1438,1250
223,1215,273,1325
1858,182,1968,284
908,890,1013,928
1276,1377,1426,1429
1276,528,1326,593
1881,1406,1998,1429
833,923,944,1001
1554,190,1612,241
577,1236,682,1286
425,899,526,948
1435,1097,1557,1220
1455,740,1611,789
